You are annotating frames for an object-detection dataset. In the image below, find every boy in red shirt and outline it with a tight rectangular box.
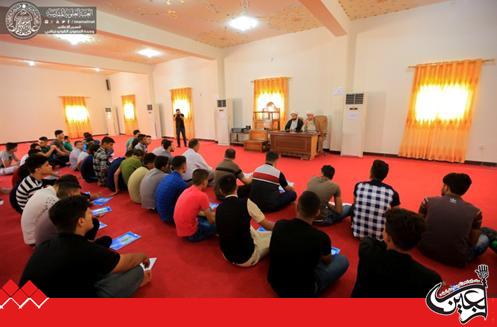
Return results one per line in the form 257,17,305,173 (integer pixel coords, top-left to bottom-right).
174,169,216,242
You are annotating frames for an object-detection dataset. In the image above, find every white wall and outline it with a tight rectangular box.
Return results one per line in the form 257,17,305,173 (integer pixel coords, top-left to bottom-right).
224,27,350,150
152,57,219,140
2,0,495,162
108,72,155,137
0,63,111,144
222,0,497,162
352,0,497,162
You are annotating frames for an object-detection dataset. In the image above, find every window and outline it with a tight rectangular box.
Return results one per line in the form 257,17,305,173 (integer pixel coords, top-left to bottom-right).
65,104,90,122
253,77,289,131
122,95,138,135
61,96,91,138
170,87,194,139
123,102,136,120
172,99,191,117
415,84,470,122
399,59,483,163
256,92,284,112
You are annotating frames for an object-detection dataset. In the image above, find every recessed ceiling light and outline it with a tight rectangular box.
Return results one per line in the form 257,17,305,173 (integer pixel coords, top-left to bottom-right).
54,34,94,46
228,15,258,32
137,48,162,58
149,0,185,4
26,60,35,66
94,67,101,72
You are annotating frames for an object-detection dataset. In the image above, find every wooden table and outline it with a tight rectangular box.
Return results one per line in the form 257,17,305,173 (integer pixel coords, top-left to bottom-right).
269,131,319,160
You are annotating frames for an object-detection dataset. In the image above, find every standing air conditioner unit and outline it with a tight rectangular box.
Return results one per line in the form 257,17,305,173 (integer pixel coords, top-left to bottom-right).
341,93,367,157
104,107,118,136
215,99,233,146
146,104,158,139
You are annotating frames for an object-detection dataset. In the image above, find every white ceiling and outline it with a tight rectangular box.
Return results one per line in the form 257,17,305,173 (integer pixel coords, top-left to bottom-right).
73,0,322,48
0,56,116,75
0,31,189,64
338,0,450,20
0,0,453,73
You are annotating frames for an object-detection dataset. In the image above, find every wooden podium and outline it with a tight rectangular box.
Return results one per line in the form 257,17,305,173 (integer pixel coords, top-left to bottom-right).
244,107,280,152
244,130,269,152
270,131,319,160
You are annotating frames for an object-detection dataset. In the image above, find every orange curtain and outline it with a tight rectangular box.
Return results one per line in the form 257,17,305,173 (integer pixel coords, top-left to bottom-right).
399,59,482,163
61,96,91,138
122,95,138,135
253,77,289,130
170,87,194,139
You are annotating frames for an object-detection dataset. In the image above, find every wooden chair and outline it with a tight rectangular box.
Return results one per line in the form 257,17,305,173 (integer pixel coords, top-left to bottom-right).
315,115,328,153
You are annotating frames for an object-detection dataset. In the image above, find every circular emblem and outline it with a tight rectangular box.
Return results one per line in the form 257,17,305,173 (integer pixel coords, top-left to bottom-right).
5,2,42,40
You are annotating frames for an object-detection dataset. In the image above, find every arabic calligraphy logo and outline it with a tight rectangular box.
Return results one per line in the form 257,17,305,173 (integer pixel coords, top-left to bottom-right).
5,1,42,40
426,264,489,324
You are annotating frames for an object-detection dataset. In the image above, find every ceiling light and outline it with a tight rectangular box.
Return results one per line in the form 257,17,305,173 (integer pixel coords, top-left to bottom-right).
54,34,94,46
94,67,101,72
137,48,162,58
149,0,185,4
229,15,258,32
26,60,35,66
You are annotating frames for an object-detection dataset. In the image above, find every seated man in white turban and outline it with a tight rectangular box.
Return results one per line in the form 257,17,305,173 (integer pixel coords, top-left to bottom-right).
303,112,317,132
304,112,328,153
284,113,304,132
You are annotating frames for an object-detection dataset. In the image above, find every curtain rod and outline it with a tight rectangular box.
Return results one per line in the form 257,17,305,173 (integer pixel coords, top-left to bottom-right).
250,77,291,83
408,58,494,68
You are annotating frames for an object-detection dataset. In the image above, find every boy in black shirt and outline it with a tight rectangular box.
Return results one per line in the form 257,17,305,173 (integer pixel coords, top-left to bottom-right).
20,196,152,298
352,208,442,297
268,191,349,297
216,175,273,267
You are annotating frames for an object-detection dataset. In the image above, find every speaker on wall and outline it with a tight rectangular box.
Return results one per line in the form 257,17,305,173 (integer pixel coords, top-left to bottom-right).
147,104,153,111
105,107,112,113
105,79,111,91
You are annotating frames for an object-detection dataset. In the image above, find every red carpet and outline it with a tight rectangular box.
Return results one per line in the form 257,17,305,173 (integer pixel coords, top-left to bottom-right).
1,136,496,297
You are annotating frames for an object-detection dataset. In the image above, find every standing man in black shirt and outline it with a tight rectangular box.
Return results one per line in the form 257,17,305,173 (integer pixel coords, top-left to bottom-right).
268,191,349,297
174,108,187,148
352,208,442,297
20,196,152,298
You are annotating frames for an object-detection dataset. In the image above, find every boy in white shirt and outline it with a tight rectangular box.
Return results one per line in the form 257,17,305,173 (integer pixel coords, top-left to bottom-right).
182,139,214,184
70,141,84,170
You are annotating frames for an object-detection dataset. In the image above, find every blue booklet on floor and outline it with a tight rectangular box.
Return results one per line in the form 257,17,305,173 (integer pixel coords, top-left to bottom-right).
331,247,341,256
91,206,112,217
99,222,108,230
278,182,295,193
258,226,267,232
93,197,113,206
110,232,141,251
210,202,219,210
